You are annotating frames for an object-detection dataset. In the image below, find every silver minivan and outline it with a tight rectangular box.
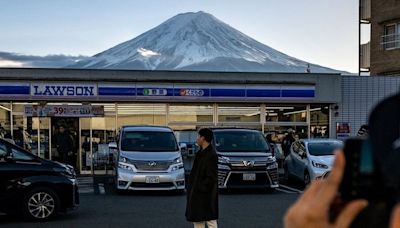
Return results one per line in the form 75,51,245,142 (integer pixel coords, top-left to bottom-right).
110,126,186,192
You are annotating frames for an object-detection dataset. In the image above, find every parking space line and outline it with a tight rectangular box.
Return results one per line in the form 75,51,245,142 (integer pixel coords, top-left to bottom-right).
278,184,303,194
276,188,297,194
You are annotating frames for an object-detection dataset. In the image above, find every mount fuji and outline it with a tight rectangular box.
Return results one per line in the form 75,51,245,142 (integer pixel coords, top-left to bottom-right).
69,11,344,73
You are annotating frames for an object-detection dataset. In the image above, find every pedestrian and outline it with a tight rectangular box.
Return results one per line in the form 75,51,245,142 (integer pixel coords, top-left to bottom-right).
55,125,73,165
186,128,218,228
282,128,296,157
266,133,277,157
357,124,369,137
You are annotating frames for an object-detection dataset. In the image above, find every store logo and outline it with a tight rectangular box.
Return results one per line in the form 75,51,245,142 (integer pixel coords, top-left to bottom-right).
143,88,167,96
179,89,205,97
32,84,96,97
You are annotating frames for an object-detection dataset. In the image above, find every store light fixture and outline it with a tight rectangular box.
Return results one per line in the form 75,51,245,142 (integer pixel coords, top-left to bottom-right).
283,108,321,116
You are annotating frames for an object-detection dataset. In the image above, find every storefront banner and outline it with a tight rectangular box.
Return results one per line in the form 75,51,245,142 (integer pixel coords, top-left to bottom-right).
24,105,104,117
174,88,210,97
281,88,315,98
210,88,246,97
0,82,30,95
336,122,351,140
31,83,97,97
136,88,174,96
98,85,136,96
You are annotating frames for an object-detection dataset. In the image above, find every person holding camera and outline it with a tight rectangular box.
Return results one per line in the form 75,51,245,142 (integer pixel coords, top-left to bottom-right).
284,150,400,228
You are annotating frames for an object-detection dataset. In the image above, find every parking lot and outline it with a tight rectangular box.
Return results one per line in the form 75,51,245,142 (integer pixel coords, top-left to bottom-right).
0,173,304,228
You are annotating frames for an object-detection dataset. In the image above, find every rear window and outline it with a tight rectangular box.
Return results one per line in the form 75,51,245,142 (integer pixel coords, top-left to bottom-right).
214,131,270,153
121,131,178,152
307,142,343,156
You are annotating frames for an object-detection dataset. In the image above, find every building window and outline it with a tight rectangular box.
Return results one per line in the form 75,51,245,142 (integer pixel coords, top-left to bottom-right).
117,104,167,127
265,105,307,123
383,23,400,50
168,104,213,124
310,105,330,138
218,105,260,123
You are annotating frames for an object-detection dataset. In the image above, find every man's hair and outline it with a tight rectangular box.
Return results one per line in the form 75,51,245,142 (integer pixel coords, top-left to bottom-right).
198,128,213,143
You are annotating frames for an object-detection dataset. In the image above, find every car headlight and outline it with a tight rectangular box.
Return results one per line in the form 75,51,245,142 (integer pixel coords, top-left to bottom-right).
171,157,184,171
267,156,277,163
312,161,329,169
173,157,183,164
218,156,230,164
53,167,75,179
267,162,278,169
118,156,134,171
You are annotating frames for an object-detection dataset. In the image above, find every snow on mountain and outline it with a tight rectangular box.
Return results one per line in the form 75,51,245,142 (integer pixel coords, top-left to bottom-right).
69,11,344,73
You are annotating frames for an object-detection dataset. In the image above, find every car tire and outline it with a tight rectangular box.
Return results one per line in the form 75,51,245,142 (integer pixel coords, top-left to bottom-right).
304,171,311,187
22,187,60,221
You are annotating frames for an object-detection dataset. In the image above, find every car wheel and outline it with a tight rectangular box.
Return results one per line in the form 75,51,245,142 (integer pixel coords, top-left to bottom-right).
22,187,60,221
304,171,311,187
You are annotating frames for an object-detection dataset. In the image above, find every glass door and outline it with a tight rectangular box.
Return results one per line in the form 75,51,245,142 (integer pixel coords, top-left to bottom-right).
79,117,116,175
29,117,51,159
80,118,92,174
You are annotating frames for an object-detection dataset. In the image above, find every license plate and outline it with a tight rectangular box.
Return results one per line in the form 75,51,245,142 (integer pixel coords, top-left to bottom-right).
145,176,160,184
243,173,256,181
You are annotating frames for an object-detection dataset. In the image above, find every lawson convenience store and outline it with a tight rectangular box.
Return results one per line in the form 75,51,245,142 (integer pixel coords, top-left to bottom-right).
0,68,341,173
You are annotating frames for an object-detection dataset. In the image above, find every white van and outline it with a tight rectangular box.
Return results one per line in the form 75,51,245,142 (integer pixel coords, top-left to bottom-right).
110,126,186,192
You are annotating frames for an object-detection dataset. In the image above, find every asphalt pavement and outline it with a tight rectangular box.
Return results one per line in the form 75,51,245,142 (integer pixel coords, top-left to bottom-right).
0,173,304,228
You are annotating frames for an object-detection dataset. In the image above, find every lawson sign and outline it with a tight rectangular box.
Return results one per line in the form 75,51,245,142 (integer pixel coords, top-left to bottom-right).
31,83,97,97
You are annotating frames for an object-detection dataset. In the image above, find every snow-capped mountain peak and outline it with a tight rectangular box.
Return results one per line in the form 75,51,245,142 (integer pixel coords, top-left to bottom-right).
70,11,343,73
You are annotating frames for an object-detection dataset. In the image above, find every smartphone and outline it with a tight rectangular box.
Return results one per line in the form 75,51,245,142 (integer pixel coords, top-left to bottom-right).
339,137,376,201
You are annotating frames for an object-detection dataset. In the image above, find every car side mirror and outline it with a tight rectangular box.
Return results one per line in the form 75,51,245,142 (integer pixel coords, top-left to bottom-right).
300,152,307,159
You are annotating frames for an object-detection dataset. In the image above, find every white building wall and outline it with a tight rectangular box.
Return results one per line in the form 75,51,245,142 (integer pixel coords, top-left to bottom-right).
333,76,400,137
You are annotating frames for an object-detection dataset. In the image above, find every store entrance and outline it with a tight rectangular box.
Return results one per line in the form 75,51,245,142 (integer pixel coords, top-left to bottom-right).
51,117,79,170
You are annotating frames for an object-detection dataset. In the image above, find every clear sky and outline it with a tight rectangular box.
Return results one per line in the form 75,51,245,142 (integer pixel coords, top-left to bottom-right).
0,0,361,72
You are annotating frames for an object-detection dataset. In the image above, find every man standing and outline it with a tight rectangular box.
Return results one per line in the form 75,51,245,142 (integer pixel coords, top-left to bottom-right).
186,128,218,228
282,128,296,157
55,125,73,165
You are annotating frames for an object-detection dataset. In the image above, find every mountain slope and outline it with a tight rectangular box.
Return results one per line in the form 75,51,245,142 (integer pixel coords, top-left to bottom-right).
70,11,343,73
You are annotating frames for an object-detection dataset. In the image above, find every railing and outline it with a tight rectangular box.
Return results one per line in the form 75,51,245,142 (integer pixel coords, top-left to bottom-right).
382,34,400,50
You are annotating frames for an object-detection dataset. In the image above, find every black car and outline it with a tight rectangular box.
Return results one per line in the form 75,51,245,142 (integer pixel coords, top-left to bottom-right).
0,138,79,221
212,128,279,189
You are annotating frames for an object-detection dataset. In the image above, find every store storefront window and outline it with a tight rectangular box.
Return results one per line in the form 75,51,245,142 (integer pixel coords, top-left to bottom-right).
310,104,330,138
266,105,307,122
218,105,260,123
0,103,12,139
117,103,166,128
169,104,213,124
265,125,309,140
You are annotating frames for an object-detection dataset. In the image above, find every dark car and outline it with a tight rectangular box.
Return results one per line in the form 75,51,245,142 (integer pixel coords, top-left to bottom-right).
212,128,279,190
0,138,79,221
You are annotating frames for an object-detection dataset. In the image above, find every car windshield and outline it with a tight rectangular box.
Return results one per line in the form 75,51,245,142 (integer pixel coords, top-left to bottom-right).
307,142,343,156
214,131,270,152
121,131,178,152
